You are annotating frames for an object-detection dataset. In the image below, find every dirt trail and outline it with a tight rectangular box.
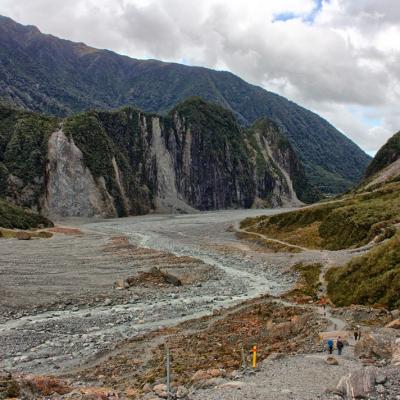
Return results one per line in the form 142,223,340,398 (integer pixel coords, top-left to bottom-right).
236,225,309,251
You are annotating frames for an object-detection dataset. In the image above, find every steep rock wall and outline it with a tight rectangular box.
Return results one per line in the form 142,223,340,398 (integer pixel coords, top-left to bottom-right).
43,128,117,218
0,99,317,218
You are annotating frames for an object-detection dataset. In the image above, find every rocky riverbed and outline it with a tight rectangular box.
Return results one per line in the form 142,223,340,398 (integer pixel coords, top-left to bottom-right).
2,209,393,400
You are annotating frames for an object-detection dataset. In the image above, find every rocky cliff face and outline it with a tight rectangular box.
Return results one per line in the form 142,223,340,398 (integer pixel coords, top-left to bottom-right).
0,98,317,218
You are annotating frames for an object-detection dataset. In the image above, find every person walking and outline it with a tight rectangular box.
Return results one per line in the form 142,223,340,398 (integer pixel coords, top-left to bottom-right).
354,330,358,341
327,338,334,354
337,337,344,355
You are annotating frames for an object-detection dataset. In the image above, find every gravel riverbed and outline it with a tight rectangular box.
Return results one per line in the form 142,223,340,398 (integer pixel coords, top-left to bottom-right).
0,209,358,376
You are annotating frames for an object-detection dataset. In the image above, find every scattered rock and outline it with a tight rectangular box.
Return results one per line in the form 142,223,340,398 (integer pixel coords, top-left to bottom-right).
193,377,227,390
385,319,400,329
355,332,395,361
391,309,400,319
376,384,386,394
162,271,182,287
267,352,285,361
392,338,400,365
375,374,387,384
114,279,129,290
326,356,339,366
153,383,168,398
191,368,224,382
219,381,244,389
16,231,31,240
176,386,189,398
336,367,377,399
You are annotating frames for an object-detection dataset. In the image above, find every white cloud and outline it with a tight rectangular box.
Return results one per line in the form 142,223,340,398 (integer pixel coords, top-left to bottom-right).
0,0,399,153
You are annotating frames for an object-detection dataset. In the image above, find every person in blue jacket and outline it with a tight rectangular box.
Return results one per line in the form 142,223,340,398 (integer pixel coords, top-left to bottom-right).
327,338,334,354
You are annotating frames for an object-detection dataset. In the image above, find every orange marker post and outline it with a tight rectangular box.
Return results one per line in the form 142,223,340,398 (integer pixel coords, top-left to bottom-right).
252,345,257,368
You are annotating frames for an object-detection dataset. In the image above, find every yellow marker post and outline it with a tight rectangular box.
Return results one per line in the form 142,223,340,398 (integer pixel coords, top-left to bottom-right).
252,345,257,368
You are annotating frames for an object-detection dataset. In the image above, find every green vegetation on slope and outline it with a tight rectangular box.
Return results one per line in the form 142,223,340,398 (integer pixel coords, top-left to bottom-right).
246,118,320,204
326,233,400,310
365,131,400,178
0,104,59,206
64,108,155,216
0,15,371,194
0,199,53,229
241,181,400,250
286,263,322,301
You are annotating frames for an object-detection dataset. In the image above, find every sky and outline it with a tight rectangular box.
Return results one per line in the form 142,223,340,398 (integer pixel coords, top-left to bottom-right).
1,0,399,155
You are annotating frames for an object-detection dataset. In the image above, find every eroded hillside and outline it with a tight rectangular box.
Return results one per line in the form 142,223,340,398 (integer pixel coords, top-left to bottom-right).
0,98,317,219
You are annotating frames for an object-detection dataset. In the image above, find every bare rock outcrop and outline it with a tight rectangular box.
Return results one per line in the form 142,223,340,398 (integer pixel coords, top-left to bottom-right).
355,331,397,361
336,367,378,399
43,128,117,218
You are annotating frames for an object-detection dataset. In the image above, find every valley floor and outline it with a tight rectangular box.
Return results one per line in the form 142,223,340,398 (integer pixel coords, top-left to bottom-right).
0,209,390,399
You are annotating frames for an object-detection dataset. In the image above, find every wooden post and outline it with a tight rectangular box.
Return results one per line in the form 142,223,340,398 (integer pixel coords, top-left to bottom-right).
165,345,171,399
241,344,246,370
252,345,257,368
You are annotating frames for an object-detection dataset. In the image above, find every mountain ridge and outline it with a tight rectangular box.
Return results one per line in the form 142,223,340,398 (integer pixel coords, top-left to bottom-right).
0,15,371,194
0,98,317,218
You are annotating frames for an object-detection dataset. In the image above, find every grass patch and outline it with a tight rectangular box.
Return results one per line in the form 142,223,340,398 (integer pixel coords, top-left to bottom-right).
241,181,400,250
326,233,400,310
235,231,302,253
285,263,322,302
0,199,53,230
0,228,53,239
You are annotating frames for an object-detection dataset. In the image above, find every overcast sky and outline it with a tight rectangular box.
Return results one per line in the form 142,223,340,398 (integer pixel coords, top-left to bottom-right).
1,0,399,154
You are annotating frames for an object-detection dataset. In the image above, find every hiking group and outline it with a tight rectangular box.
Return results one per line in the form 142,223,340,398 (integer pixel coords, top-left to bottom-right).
327,337,344,355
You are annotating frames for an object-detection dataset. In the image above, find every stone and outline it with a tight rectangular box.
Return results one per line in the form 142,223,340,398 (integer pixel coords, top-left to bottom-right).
392,338,400,365
326,356,339,366
191,368,224,382
267,352,285,361
153,383,168,399
176,386,189,398
219,381,244,389
355,333,394,361
376,384,386,394
336,367,377,399
162,272,182,287
391,309,400,319
193,377,227,390
385,319,400,329
114,279,129,290
16,231,31,240
375,374,387,384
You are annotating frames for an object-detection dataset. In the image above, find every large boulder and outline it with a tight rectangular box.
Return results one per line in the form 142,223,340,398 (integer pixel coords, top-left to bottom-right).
16,231,31,240
336,367,377,399
325,356,339,366
392,338,400,366
355,332,395,361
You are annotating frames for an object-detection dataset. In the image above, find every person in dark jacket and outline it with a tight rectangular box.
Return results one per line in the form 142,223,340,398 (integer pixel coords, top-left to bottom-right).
337,337,344,355
327,338,334,354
